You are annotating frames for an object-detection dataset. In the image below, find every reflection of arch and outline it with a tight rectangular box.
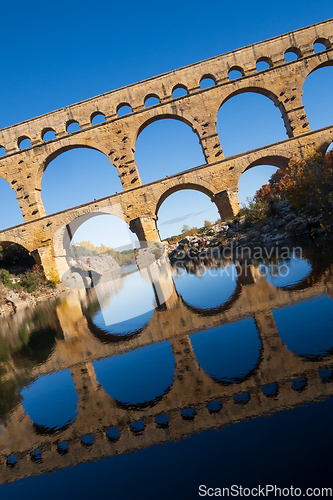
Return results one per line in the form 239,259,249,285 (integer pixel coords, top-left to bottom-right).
12,327,59,369
155,183,216,216
82,312,148,343
21,370,78,435
82,290,154,343
267,255,328,293
190,318,263,384
273,295,333,361
180,278,242,317
93,341,175,410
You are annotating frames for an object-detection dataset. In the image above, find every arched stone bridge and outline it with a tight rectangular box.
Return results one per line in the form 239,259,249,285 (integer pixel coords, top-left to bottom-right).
0,266,332,484
0,18,332,277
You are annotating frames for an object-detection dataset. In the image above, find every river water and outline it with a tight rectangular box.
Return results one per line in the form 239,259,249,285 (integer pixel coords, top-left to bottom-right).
0,242,332,499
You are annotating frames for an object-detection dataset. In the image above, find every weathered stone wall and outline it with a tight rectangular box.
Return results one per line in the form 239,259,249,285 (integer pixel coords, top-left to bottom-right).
0,19,332,276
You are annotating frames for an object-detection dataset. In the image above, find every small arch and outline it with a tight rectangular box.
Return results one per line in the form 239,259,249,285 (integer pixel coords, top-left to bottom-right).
228,66,245,81
42,128,56,142
91,112,106,125
0,146,6,156
18,136,32,150
144,94,160,107
313,37,331,53
256,57,273,72
200,75,216,89
172,84,188,98
284,47,302,62
117,103,133,117
66,120,81,133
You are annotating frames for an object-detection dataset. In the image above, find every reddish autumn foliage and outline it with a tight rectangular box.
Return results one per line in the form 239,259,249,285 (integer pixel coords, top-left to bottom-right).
254,150,333,212
255,169,287,202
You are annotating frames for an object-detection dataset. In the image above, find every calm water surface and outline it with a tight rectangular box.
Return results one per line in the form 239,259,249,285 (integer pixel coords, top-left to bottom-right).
0,244,332,499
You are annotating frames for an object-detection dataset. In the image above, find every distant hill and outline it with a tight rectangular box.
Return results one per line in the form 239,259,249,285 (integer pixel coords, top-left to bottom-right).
70,241,136,267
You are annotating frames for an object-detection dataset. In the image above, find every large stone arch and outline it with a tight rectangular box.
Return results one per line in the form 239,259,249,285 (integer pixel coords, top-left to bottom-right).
134,111,210,168
135,112,200,142
235,154,290,188
217,85,290,142
0,238,34,254
242,154,289,173
38,140,115,183
155,182,217,217
301,51,333,81
300,57,333,131
53,206,130,282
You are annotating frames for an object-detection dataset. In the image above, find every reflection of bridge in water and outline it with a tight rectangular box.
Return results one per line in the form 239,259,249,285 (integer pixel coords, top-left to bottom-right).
0,260,333,485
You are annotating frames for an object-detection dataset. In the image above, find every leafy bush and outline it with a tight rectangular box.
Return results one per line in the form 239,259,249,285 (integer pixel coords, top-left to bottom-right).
20,272,38,293
0,269,11,286
241,198,269,225
46,268,61,288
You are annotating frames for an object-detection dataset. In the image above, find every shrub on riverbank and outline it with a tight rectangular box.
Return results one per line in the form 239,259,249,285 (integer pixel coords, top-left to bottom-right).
240,149,333,237
0,264,58,300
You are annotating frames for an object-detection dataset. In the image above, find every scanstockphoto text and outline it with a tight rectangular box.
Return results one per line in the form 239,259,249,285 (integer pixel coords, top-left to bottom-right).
198,484,333,497
172,244,303,280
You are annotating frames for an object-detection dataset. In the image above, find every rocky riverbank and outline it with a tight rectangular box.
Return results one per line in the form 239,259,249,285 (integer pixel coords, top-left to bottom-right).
0,284,67,316
0,253,121,316
166,200,328,265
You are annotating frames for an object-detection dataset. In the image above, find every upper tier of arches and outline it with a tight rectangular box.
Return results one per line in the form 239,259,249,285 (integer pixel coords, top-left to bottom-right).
0,22,331,157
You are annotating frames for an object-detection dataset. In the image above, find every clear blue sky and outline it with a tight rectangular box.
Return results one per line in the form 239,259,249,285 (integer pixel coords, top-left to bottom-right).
0,0,332,247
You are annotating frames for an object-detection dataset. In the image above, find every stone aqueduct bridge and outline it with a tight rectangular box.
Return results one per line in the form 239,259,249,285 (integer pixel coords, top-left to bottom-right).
0,265,332,484
0,19,333,276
